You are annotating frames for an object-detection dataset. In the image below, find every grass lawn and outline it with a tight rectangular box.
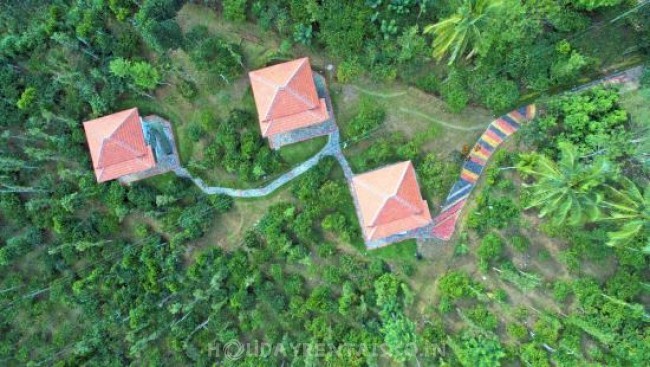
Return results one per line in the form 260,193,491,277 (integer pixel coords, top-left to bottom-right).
278,136,328,166
620,88,650,126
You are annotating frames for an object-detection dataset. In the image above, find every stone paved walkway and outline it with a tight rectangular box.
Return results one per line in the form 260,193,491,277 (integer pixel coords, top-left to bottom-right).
173,132,342,197
171,66,644,248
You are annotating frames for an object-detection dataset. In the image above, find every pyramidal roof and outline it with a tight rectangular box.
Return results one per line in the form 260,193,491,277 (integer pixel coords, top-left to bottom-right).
249,58,329,137
351,161,432,241
83,108,155,182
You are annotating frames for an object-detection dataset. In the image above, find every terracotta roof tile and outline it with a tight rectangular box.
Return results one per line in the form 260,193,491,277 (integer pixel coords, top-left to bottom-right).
83,108,156,182
249,58,330,137
351,161,432,241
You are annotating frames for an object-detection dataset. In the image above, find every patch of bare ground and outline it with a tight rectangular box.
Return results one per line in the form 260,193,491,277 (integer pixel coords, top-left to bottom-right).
413,239,468,314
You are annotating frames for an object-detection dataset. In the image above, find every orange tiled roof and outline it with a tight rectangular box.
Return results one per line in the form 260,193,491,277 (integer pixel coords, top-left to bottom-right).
351,161,432,241
249,58,330,137
83,108,156,182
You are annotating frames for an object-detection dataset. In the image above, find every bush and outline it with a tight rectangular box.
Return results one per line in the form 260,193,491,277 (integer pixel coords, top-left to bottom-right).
468,195,520,233
438,271,473,300
415,73,440,94
336,59,364,83
190,37,243,83
184,25,210,51
507,323,529,341
187,123,204,142
416,153,459,201
641,66,650,88
345,97,386,139
477,233,504,271
222,0,247,22
441,70,469,113
467,305,499,331
553,281,572,302
478,78,520,113
178,79,197,100
510,235,530,252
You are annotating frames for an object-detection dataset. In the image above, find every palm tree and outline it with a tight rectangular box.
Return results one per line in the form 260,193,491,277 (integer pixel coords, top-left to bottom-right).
424,0,504,65
601,178,650,251
517,142,612,226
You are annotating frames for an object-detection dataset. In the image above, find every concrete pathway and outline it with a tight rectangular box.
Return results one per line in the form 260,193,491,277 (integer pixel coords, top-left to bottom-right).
173,131,342,198
172,66,644,247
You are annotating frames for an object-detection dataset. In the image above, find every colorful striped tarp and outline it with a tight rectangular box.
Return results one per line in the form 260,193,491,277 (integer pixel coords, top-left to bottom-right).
431,105,536,240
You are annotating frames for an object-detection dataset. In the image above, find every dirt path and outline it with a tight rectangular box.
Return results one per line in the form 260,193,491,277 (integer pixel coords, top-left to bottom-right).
399,108,488,131
352,85,408,98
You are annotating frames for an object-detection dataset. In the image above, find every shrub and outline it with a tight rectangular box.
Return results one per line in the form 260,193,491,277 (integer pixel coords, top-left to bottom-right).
345,97,386,139
293,23,313,45
178,79,197,100
467,305,499,331
190,37,243,83
510,235,530,252
507,323,529,341
187,123,204,142
222,0,247,22
441,70,469,113
438,271,473,300
478,78,520,113
337,59,364,83
477,233,504,271
415,73,440,94
552,281,572,302
468,195,520,233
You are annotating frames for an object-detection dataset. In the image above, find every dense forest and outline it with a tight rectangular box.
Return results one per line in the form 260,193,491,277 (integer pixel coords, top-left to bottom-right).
1,0,649,366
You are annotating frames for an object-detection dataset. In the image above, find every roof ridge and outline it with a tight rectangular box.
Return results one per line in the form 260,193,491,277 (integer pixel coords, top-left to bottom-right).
253,59,316,122
283,58,307,88
353,176,392,225
97,110,147,168
252,74,282,121
368,162,421,226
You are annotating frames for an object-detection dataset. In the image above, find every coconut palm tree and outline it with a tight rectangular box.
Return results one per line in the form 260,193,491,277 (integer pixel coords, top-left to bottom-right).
517,142,612,226
601,178,650,251
424,0,504,65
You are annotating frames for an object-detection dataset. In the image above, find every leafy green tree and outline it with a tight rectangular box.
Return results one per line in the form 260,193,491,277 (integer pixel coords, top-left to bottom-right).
440,68,469,112
572,0,622,11
424,0,505,64
601,178,650,250
16,87,37,110
477,233,503,271
189,37,243,84
222,0,248,22
518,142,612,226
374,274,417,362
109,58,161,91
447,331,506,367
381,313,417,362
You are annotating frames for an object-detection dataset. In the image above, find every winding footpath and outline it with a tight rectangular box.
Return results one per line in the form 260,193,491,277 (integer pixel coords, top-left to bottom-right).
173,129,353,198
172,66,642,243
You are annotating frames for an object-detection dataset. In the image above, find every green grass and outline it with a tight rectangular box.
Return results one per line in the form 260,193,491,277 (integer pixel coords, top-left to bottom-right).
620,88,650,127
278,136,328,165
369,239,418,262
140,171,178,191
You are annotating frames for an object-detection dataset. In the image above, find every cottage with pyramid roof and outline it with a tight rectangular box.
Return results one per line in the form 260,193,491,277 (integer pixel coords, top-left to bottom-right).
350,161,433,248
249,58,335,149
83,108,156,183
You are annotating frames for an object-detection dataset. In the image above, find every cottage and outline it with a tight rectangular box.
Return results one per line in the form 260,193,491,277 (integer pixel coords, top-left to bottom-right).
249,57,335,149
350,161,433,248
